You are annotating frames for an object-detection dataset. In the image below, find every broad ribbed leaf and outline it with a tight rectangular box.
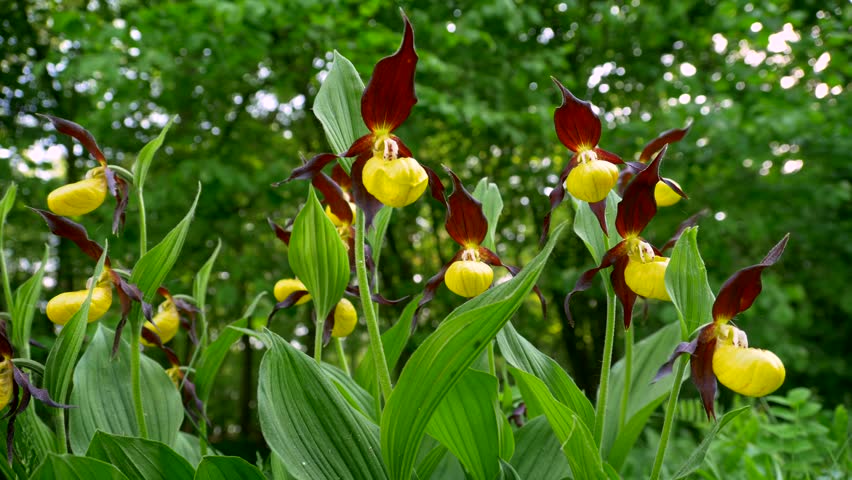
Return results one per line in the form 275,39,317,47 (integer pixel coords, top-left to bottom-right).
13,409,56,472
511,367,606,480
174,433,204,468
195,292,264,404
509,416,571,480
672,406,750,478
472,178,503,251
314,50,368,163
258,331,388,480
288,187,349,321
86,432,194,480
322,363,377,422
11,244,48,355
497,321,594,431
573,191,620,264
426,369,503,480
31,453,128,480
381,222,567,480
193,239,221,322
665,227,714,335
603,322,686,468
194,456,265,480
44,245,108,402
353,294,418,393
133,117,174,190
69,326,183,453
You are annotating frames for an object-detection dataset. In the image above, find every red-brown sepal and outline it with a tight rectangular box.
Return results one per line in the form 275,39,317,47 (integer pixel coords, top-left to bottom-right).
589,198,609,236
322,310,335,347
610,255,638,329
563,240,627,327
615,147,666,237
692,332,719,420
104,167,130,234
38,114,106,164
268,218,292,246
552,78,601,152
273,153,339,186
350,155,385,226
331,164,352,192
445,168,487,246
422,165,448,209
31,208,106,264
313,171,353,226
639,124,692,163
360,12,418,134
267,290,311,326
540,160,575,245
414,250,464,331
661,209,709,252
110,270,153,357
654,338,697,382
712,234,790,322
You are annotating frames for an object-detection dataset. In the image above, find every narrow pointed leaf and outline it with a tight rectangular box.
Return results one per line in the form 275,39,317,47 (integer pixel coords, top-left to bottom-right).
665,227,715,334
258,331,388,480
552,78,601,152
32,209,105,262
672,406,750,478
381,222,567,480
472,178,503,251
69,326,183,453
509,416,571,480
354,294,418,393
0,183,15,220
86,432,194,480
133,117,174,190
496,321,594,431
40,114,106,163
314,51,369,162
31,453,129,480
572,191,620,265
426,369,503,480
192,238,221,343
195,456,265,480
321,363,378,422
289,187,350,321
10,244,48,354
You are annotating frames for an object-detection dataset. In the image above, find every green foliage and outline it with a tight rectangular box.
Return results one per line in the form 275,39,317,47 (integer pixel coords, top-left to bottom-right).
665,227,715,335
509,416,571,480
86,432,195,480
194,456,266,480
30,453,128,480
313,51,369,160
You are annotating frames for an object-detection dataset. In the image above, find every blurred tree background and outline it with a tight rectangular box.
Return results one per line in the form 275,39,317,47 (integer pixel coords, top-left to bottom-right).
1,0,849,458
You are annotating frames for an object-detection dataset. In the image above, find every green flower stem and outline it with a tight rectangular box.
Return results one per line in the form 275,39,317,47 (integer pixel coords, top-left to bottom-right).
314,315,324,364
52,408,67,454
11,358,45,376
355,210,393,402
130,326,149,438
335,338,350,376
0,219,18,356
650,357,687,480
619,325,634,429
594,277,617,451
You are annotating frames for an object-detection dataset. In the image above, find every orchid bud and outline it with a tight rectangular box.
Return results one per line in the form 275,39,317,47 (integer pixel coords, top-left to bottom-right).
274,278,311,305
47,166,108,216
331,299,357,338
624,256,671,301
0,354,12,410
713,341,785,397
654,179,683,207
141,299,180,347
444,260,493,298
362,155,428,208
46,286,113,325
565,155,619,203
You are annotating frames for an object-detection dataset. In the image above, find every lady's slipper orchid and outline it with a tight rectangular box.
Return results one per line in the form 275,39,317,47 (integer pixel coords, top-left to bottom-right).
542,79,637,240
564,148,686,328
656,234,790,419
277,12,445,225
140,287,199,348
617,124,691,208
331,298,357,338
46,269,113,325
274,278,312,306
39,115,131,234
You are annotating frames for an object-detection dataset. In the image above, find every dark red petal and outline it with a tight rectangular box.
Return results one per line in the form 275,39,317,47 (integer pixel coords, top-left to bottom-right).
273,153,339,186
594,148,624,164
422,164,447,208
615,146,666,237
0,329,11,358
350,154,384,227
552,77,602,152
692,335,718,420
313,172,353,226
179,375,209,427
104,167,129,234
639,123,692,163
360,12,418,133
445,168,487,246
653,338,698,382
267,218,292,247
563,241,627,327
341,133,375,159
110,271,153,357
331,164,352,192
31,208,108,264
712,234,790,321
323,310,334,347
661,209,709,252
610,256,638,329
39,114,106,164
589,198,609,236
266,290,310,326
414,250,464,331
661,177,688,200
540,158,577,245
480,247,547,319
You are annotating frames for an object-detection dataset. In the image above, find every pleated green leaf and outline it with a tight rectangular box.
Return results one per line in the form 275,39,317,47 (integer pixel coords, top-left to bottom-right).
44,245,108,403
426,369,503,480
288,187,349,322
603,322,687,468
86,432,194,480
13,409,56,472
496,321,594,431
472,178,504,251
510,367,606,480
194,456,265,480
322,363,378,422
30,453,128,480
192,238,221,323
258,331,388,480
509,416,571,480
133,117,174,190
69,326,183,454
665,226,715,335
381,222,567,480
353,294,419,393
314,50,368,162
572,191,620,264
672,406,750,478
11,244,48,356
174,433,204,468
